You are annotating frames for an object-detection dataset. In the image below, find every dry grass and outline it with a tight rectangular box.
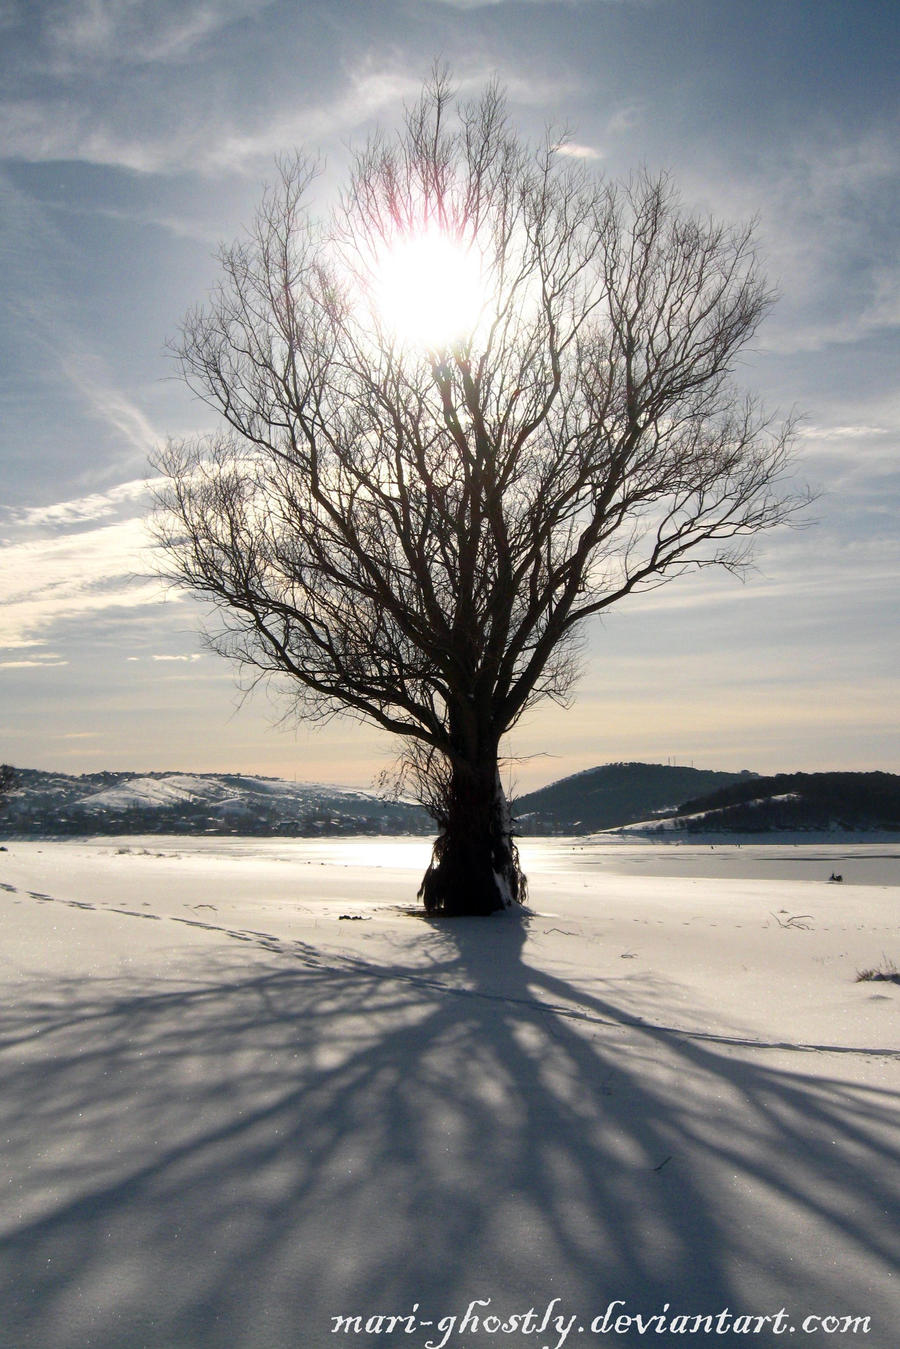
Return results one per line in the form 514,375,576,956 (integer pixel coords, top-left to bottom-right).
855,956,900,985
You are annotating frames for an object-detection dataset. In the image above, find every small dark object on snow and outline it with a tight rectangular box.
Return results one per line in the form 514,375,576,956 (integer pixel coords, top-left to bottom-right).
338,913,369,921
856,958,899,984
829,873,843,883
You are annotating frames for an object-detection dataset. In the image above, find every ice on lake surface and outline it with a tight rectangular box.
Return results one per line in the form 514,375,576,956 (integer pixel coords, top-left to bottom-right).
63,832,900,887
521,837,900,887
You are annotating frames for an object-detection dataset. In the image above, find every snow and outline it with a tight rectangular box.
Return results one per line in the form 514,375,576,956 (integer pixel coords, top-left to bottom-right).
77,772,381,812
80,772,231,809
0,836,897,1349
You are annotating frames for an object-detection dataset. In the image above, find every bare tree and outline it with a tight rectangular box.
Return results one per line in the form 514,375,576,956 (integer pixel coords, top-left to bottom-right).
0,764,17,810
154,76,804,916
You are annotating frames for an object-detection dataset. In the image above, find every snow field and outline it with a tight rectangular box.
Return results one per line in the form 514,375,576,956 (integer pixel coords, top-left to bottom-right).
0,837,897,1349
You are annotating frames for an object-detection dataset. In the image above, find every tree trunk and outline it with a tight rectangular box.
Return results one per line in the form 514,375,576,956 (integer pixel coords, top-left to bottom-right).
418,756,527,916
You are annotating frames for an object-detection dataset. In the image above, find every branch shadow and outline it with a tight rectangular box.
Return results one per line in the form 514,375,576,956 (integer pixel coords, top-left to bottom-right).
0,909,897,1349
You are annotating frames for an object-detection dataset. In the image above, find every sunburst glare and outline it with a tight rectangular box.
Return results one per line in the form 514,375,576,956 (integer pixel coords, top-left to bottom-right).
372,225,487,349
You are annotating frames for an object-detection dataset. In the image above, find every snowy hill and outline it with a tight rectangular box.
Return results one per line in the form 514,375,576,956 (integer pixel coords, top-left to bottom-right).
3,761,753,839
0,768,430,837
514,761,757,834
622,770,900,836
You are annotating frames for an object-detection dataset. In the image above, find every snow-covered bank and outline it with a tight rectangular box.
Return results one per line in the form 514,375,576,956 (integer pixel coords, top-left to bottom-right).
1,838,897,1349
610,822,900,849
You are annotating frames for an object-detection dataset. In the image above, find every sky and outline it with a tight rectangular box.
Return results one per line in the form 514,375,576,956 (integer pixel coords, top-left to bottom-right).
0,0,897,792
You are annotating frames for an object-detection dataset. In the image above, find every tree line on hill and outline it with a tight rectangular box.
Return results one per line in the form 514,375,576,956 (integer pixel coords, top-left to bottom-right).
672,771,900,834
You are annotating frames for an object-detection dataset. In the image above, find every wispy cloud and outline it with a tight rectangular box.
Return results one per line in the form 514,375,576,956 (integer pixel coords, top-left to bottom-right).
1,168,165,490
0,513,164,650
5,478,160,531
0,98,178,174
0,45,584,177
604,102,642,137
0,656,69,669
26,0,274,74
798,424,892,443
0,60,423,176
31,194,224,245
551,102,640,162
685,123,900,357
194,60,576,176
2,2,282,174
555,141,601,160
198,68,425,175
789,391,900,489
61,357,162,459
0,167,75,302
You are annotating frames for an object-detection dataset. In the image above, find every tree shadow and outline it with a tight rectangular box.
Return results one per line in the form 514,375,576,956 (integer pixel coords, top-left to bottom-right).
0,908,896,1349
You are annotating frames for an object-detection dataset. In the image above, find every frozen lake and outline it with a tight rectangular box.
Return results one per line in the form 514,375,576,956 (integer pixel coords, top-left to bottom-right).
55,831,900,888
521,836,900,887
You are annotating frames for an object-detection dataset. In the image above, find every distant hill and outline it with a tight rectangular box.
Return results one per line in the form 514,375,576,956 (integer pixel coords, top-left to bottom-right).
513,762,756,835
0,768,430,838
649,771,900,835
4,763,897,839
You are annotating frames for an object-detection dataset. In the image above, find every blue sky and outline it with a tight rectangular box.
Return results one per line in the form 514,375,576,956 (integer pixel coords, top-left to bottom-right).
1,0,897,790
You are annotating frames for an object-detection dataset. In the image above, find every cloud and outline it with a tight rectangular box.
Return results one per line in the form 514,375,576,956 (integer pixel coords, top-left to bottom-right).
555,141,601,160
0,41,582,178
798,425,892,443
1,2,284,175
0,98,179,174
0,513,164,650
0,657,70,669
684,123,900,358
604,102,642,137
549,99,641,163
0,167,75,308
19,192,224,245
61,357,163,459
0,169,164,492
196,61,578,176
6,478,161,531
0,54,423,176
787,390,900,489
197,69,425,175
23,0,274,74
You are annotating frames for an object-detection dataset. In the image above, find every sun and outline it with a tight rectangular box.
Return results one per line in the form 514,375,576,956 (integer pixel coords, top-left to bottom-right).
372,225,486,349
